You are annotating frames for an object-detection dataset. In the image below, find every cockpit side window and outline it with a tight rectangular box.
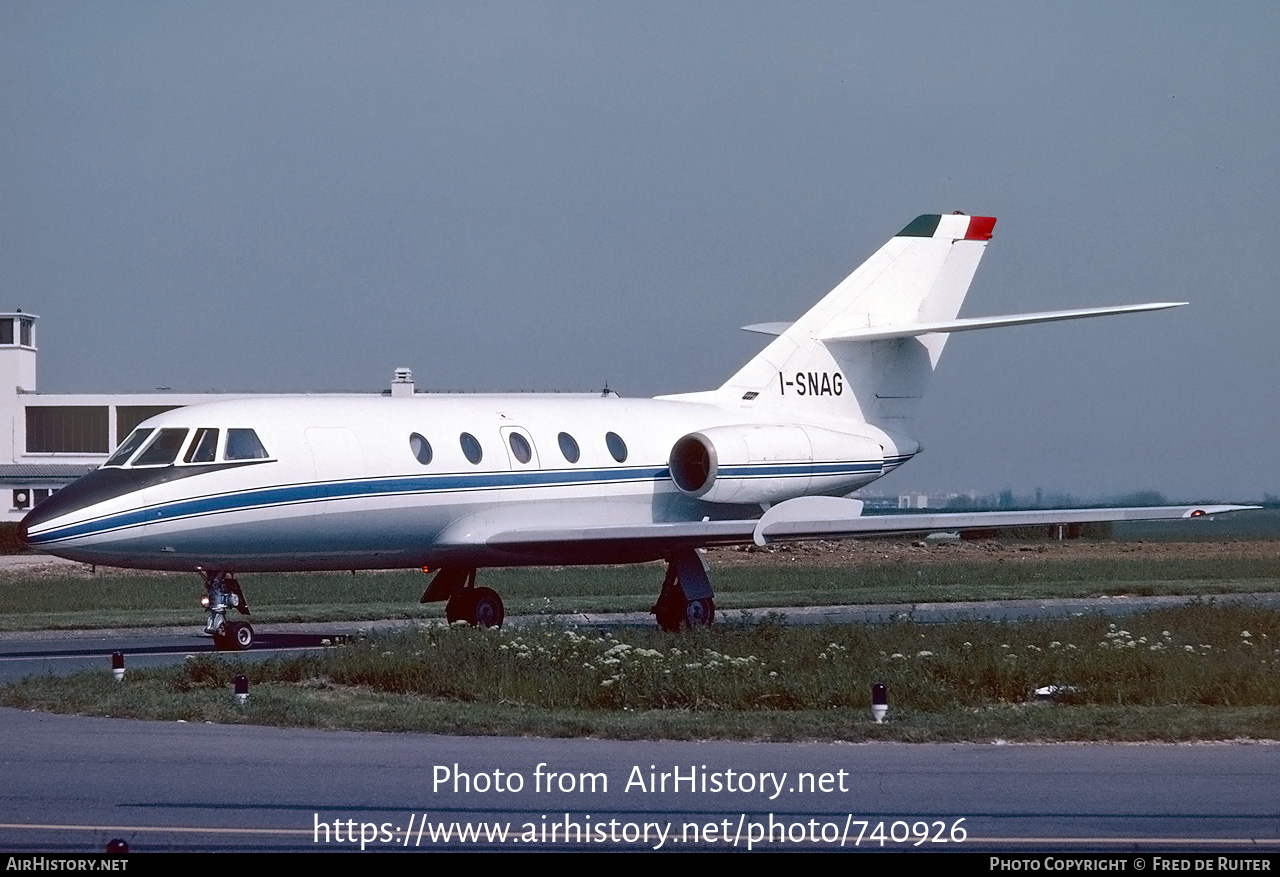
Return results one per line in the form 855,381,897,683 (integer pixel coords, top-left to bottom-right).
184,428,219,464
104,428,153,467
132,428,190,466
225,428,270,460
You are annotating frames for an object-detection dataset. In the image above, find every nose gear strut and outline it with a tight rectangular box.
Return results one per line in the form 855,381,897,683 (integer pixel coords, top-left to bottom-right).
202,571,254,650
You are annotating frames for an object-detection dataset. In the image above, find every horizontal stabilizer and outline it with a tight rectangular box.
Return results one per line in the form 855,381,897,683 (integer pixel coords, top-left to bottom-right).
740,322,792,337
821,302,1186,343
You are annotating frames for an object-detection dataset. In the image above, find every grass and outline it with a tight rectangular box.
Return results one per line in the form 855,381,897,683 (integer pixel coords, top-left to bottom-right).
6,604,1279,741
4,551,1280,631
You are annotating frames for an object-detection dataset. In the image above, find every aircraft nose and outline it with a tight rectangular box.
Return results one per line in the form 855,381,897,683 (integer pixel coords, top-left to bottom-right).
18,468,121,546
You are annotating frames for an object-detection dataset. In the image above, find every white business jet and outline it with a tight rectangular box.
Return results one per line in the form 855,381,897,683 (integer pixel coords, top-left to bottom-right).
19,213,1248,648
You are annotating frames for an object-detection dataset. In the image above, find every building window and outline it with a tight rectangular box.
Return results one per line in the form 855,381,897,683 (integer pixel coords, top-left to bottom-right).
26,407,110,453
19,318,32,347
116,406,182,444
0,319,12,345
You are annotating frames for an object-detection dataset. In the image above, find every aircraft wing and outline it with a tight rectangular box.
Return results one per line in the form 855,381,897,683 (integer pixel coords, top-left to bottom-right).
471,496,1256,553
746,497,1255,545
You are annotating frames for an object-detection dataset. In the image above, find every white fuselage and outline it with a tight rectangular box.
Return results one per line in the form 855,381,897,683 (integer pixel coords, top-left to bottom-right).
21,394,908,572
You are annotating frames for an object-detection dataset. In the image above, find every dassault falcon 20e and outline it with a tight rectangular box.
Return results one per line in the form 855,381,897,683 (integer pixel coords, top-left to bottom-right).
19,213,1248,648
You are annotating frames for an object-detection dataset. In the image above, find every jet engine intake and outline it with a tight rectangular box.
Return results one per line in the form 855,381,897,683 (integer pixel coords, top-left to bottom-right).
668,424,884,505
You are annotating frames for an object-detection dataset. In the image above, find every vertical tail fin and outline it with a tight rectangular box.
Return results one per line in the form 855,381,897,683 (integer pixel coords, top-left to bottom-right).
717,213,995,434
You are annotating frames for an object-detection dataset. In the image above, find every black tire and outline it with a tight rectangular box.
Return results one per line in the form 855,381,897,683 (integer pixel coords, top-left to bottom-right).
469,587,504,628
445,590,475,625
212,626,236,651
654,597,687,632
230,621,254,650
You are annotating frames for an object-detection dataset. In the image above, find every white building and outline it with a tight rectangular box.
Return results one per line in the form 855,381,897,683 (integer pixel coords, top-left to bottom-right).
0,311,408,523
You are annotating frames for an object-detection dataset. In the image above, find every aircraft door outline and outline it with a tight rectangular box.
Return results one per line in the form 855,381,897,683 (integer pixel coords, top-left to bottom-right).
499,426,540,470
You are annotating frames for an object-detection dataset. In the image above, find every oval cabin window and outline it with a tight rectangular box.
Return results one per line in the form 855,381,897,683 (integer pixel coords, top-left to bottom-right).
558,432,580,464
460,432,483,465
508,432,532,464
409,433,433,465
605,432,627,463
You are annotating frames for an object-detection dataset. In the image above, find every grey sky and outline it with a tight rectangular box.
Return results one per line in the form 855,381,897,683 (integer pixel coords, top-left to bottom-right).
2,3,1277,500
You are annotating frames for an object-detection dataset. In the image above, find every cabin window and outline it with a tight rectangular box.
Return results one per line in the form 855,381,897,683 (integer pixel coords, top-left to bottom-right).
225,428,270,460
508,432,532,464
409,433,433,465
557,432,580,464
184,428,219,464
460,432,483,465
606,432,628,463
133,428,190,466
104,428,154,466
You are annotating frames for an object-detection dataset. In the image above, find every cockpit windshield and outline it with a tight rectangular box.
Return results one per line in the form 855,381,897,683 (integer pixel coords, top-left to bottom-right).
101,426,270,467
132,428,190,466
103,428,154,467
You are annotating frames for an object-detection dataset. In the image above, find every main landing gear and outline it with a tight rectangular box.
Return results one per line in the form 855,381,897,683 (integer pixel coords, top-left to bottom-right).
419,552,717,633
202,571,254,651
650,549,716,632
421,568,505,628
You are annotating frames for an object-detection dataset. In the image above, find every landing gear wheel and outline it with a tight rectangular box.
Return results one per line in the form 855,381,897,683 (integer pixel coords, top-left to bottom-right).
445,590,475,625
213,621,254,651
229,620,254,650
654,595,715,631
651,551,717,632
468,587,504,628
654,598,685,633
685,597,715,628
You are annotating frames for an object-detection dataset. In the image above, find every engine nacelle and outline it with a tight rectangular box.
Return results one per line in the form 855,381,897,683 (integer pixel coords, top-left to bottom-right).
668,424,885,505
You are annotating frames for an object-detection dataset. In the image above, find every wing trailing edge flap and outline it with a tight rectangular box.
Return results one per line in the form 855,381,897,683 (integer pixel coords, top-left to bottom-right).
473,496,1257,552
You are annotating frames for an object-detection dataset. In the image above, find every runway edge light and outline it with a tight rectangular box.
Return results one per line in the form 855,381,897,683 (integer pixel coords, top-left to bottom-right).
872,682,887,724
110,651,124,683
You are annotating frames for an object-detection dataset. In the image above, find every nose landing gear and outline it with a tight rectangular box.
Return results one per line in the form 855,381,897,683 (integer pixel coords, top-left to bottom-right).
202,571,254,651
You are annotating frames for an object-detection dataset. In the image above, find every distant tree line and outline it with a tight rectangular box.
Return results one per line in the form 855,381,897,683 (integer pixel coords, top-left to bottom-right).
943,489,1170,512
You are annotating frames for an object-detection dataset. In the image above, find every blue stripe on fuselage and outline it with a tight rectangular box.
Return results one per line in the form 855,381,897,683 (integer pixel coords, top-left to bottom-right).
27,458,890,545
